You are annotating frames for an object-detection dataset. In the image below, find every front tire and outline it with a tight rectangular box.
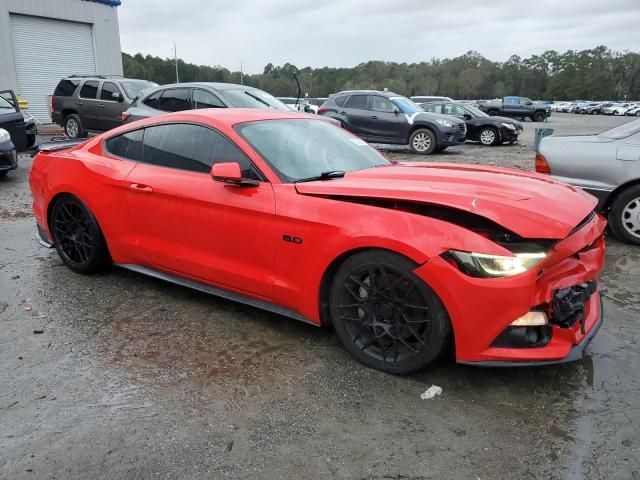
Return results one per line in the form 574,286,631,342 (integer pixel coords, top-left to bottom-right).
409,128,437,155
50,195,110,273
27,134,36,148
329,250,451,374
64,114,86,139
479,127,499,146
609,185,640,245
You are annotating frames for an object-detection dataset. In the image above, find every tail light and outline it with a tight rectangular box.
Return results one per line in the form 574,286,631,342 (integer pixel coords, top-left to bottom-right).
51,96,56,112
317,106,327,114
121,111,130,122
535,153,551,174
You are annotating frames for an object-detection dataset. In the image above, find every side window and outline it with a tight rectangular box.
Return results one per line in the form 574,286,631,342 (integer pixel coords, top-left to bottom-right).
192,89,225,109
143,90,162,109
105,129,144,161
54,79,80,97
100,82,121,101
504,97,518,105
345,95,369,110
142,123,256,177
157,88,190,112
519,97,532,105
443,104,465,116
371,96,396,113
422,104,440,114
79,80,99,99
334,96,347,108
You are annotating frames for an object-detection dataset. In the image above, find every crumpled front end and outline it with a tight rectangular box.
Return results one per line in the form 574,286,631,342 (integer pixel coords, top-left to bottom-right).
414,212,606,365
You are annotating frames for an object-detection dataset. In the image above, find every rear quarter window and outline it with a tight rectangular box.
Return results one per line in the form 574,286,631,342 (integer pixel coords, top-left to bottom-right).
54,79,80,97
334,96,347,107
105,129,144,161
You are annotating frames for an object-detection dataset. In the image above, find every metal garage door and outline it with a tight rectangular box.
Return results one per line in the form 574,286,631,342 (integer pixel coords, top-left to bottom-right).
10,14,96,123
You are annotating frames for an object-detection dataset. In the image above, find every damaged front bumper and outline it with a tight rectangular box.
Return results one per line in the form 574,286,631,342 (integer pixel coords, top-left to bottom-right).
414,212,607,366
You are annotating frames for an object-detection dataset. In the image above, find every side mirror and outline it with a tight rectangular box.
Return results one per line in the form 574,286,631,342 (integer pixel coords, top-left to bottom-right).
211,162,258,187
111,92,123,102
463,113,472,120
394,108,401,116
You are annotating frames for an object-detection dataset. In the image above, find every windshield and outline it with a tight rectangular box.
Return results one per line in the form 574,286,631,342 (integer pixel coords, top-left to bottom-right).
390,97,422,115
236,119,390,182
464,105,489,118
0,96,16,111
122,81,157,100
600,119,640,140
223,89,289,110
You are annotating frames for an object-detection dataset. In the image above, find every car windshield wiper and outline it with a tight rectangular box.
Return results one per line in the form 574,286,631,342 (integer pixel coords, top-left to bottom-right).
244,91,273,108
294,171,346,183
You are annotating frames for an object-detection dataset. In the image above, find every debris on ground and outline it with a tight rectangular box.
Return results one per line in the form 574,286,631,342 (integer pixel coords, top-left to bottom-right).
23,306,32,312
420,385,443,400
33,329,44,334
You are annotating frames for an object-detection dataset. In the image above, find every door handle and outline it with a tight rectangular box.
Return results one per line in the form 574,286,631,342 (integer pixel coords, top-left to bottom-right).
76,101,83,105
339,111,347,115
129,183,153,193
98,103,104,107
370,115,378,119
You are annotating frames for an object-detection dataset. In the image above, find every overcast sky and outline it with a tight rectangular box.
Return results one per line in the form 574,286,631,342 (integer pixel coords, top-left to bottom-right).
118,0,640,74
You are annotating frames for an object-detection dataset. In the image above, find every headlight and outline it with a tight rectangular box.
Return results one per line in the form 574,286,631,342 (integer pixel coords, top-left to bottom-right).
435,119,454,128
448,250,546,278
500,122,516,130
0,128,11,143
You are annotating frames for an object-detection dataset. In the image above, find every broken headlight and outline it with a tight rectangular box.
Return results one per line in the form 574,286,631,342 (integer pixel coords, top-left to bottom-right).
448,251,546,278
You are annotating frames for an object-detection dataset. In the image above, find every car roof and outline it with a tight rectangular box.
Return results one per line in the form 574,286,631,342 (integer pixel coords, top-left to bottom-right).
334,90,399,97
123,108,316,129
149,82,260,91
64,76,148,83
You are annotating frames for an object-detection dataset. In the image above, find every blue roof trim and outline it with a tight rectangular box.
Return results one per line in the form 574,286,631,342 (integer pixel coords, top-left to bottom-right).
89,0,121,6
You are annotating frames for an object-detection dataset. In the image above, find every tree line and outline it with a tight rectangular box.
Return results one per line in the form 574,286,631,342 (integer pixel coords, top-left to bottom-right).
122,46,640,101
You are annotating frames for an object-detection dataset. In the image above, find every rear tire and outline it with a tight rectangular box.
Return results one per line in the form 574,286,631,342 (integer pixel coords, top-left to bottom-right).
27,134,36,148
609,185,640,245
329,250,451,374
479,127,499,146
409,128,437,155
50,195,110,273
64,114,86,139
533,111,546,122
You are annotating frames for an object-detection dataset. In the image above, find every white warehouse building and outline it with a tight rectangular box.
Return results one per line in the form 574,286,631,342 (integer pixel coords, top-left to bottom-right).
0,0,123,123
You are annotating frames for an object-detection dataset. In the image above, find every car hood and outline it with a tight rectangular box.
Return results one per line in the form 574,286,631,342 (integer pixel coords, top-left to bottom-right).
485,116,522,127
294,163,596,239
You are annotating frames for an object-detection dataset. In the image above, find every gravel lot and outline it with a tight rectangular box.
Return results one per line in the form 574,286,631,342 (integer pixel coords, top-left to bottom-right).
1,113,639,479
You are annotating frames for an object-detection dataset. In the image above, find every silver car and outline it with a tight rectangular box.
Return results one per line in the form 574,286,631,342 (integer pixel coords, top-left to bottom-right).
124,82,290,123
537,119,640,244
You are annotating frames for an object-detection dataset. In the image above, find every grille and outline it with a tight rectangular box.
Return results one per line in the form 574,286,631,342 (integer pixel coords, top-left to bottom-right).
458,123,467,136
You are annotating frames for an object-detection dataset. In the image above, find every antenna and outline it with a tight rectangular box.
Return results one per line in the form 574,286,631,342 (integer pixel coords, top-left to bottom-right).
240,61,243,85
173,42,179,83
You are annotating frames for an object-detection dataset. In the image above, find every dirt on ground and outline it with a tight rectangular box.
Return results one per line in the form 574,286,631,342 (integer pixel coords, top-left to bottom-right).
0,113,639,479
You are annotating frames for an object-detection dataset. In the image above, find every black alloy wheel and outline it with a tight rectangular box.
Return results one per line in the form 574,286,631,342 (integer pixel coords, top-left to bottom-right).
51,195,110,273
329,251,450,374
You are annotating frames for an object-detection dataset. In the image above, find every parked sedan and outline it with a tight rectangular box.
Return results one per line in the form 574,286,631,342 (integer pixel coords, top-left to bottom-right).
421,101,522,146
626,105,640,117
124,82,290,123
31,109,605,373
537,119,640,244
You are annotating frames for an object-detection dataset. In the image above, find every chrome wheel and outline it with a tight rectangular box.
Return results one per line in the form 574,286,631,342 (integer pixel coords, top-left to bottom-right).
479,128,496,145
66,118,79,138
621,197,640,239
412,132,431,152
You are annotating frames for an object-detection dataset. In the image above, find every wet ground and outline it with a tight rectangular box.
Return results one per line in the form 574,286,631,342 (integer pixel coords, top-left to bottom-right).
1,113,639,479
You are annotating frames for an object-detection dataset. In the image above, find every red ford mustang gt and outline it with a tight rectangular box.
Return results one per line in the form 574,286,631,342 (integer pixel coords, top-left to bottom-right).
29,109,605,374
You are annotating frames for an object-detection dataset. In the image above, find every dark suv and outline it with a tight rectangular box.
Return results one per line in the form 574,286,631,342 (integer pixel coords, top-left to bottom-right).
318,91,466,154
51,75,157,138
